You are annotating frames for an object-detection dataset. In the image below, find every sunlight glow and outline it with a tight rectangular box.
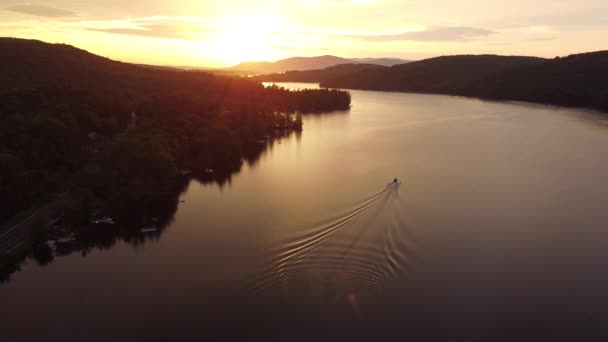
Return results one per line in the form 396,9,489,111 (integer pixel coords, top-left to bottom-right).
206,15,282,64
2,0,608,66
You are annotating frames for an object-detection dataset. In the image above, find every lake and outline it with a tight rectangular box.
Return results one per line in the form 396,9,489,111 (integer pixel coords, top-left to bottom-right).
3,83,608,340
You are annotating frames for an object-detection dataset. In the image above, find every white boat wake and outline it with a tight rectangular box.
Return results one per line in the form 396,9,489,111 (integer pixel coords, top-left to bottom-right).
249,180,418,297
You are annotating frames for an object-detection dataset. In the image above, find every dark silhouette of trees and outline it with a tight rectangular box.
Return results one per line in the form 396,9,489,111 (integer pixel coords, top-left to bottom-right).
0,38,351,222
321,52,608,113
321,55,544,93
0,38,352,281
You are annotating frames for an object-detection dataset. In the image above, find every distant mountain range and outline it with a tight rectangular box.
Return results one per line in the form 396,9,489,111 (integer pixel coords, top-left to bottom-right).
251,63,386,83
230,55,409,74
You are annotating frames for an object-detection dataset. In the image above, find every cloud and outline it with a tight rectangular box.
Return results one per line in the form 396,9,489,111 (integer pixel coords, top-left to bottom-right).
322,0,373,5
85,17,222,40
87,27,194,40
271,44,329,51
301,0,375,8
354,26,496,42
88,25,200,41
527,36,556,42
4,4,79,17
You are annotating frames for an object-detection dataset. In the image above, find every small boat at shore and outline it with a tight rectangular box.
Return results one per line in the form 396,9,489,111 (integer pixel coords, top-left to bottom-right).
90,216,115,224
56,234,76,244
99,217,115,224
140,225,158,233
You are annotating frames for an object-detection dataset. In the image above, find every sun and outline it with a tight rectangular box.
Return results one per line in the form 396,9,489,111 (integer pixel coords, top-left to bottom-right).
208,15,282,66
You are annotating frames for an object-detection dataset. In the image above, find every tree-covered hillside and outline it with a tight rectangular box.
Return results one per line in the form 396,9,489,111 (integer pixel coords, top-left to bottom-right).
0,38,351,221
321,52,608,112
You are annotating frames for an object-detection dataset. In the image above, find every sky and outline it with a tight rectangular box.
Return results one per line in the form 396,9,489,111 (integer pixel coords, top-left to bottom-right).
1,0,607,67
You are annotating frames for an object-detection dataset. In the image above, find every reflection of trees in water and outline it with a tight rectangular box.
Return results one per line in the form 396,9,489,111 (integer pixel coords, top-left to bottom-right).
195,128,296,188
0,129,300,283
0,109,353,283
0,180,186,283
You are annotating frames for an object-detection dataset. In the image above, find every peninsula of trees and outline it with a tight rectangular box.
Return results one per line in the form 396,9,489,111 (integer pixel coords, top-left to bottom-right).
0,38,351,222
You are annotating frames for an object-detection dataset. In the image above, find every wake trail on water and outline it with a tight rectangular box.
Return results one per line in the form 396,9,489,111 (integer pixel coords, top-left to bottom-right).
248,182,419,297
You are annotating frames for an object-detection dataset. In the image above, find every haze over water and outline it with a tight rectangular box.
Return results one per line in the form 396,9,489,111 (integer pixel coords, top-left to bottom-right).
3,84,608,340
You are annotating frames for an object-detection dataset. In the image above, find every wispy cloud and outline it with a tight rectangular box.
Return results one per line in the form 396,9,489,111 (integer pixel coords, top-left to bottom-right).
87,27,195,40
301,0,376,8
84,17,222,40
353,26,496,42
4,4,79,17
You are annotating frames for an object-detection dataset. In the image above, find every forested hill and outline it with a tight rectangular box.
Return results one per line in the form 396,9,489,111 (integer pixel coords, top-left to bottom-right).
0,38,349,108
468,51,608,111
321,52,608,112
252,63,386,83
0,38,350,222
0,38,246,110
321,55,544,93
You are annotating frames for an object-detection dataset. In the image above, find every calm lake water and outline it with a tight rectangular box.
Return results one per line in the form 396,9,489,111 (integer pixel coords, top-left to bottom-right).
3,83,608,340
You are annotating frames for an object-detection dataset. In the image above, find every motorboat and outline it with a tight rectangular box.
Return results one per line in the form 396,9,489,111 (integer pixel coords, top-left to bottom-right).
99,217,115,224
91,216,115,224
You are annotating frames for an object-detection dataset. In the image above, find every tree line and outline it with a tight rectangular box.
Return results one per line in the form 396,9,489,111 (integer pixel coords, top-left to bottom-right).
0,38,351,222
321,52,608,113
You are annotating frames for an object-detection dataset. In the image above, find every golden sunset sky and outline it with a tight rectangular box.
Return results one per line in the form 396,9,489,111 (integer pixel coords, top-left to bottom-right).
1,0,607,67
